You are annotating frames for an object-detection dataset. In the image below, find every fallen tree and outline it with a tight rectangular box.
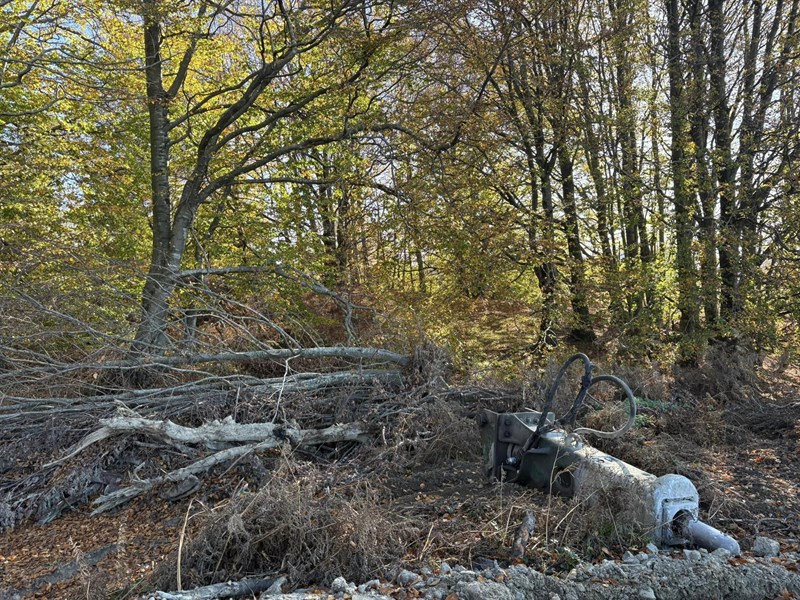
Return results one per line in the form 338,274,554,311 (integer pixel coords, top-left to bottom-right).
0,346,411,378
35,413,371,514
0,368,403,438
50,414,369,513
146,577,280,600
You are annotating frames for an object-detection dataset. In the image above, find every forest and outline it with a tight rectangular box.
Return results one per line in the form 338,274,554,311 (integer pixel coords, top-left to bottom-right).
1,0,799,598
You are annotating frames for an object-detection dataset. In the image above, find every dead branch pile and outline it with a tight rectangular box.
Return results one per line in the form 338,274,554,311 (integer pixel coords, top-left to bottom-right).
0,255,441,536
0,344,413,530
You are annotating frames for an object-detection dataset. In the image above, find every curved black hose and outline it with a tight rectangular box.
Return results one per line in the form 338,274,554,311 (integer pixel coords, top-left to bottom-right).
573,374,637,439
522,354,637,451
523,353,592,452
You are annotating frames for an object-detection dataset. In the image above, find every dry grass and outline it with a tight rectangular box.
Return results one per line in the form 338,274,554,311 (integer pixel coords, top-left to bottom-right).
7,343,799,597
551,485,651,560
152,458,418,588
412,399,482,466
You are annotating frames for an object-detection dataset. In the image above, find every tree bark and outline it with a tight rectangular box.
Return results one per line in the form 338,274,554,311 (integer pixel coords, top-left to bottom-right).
688,0,719,327
559,146,594,341
135,0,174,353
666,0,700,340
707,0,738,320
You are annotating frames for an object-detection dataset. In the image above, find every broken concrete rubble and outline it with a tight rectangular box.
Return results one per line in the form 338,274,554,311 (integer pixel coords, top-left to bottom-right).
257,550,800,600
752,536,781,557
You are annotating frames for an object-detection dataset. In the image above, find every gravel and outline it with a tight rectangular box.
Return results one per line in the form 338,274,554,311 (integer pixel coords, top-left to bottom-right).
272,547,800,600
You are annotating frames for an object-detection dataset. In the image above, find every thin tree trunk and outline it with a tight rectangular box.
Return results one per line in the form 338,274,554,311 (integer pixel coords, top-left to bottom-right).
666,0,700,339
416,248,426,293
559,147,594,341
580,74,613,261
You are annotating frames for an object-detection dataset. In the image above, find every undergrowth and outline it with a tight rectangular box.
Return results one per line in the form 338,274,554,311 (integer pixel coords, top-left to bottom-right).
153,458,418,588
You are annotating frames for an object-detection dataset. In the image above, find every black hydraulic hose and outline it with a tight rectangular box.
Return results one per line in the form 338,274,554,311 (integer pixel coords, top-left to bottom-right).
573,374,637,439
523,353,593,452
522,354,638,451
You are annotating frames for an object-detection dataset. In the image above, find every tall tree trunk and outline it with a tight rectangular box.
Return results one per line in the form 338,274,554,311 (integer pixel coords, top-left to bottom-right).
666,0,700,338
688,0,719,326
535,140,559,343
736,0,764,314
579,74,613,261
559,146,594,341
609,0,651,315
707,0,738,319
134,1,174,353
736,0,789,313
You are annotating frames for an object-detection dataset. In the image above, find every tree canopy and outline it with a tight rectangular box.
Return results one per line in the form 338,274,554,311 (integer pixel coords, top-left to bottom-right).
2,0,799,367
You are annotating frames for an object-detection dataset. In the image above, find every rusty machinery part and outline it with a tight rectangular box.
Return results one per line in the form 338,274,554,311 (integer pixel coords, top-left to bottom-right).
523,353,637,454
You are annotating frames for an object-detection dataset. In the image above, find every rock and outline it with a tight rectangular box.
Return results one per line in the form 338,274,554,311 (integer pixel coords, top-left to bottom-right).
397,569,420,586
439,561,452,574
330,577,348,594
457,570,478,579
636,553,650,563
357,579,380,593
646,543,660,555
683,549,702,561
456,580,513,600
622,551,639,564
711,548,732,560
261,576,286,595
753,536,781,558
638,586,657,600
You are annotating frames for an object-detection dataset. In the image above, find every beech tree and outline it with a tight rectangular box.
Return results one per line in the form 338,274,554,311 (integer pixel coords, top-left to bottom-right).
132,0,401,352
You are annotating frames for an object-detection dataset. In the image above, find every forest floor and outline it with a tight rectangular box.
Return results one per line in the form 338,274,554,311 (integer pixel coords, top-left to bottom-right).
1,355,799,599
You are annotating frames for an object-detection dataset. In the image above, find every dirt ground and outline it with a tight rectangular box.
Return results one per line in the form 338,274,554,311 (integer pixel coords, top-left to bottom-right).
1,358,799,599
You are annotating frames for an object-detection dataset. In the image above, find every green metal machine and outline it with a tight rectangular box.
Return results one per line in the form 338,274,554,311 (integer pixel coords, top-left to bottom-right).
478,354,740,554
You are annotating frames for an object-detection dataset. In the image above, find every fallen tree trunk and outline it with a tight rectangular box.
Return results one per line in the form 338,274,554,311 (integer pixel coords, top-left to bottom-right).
0,369,402,407
48,416,369,469
147,576,279,599
0,369,403,436
40,415,369,513
0,347,411,381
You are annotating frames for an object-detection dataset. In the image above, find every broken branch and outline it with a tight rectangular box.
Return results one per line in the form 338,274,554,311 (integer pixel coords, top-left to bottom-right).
48,416,369,469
